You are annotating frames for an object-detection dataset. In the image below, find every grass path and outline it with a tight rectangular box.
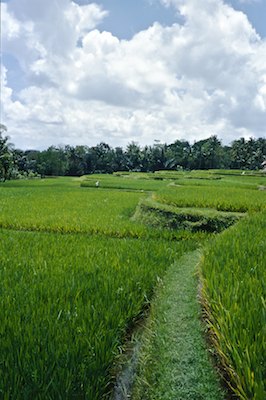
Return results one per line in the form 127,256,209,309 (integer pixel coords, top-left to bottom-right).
132,250,225,400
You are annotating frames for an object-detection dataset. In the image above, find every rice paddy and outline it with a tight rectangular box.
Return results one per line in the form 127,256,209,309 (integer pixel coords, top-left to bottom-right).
200,211,266,400
0,171,265,399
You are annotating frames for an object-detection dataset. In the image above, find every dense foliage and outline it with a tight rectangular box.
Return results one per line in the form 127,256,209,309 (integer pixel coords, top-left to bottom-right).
0,172,265,399
0,230,197,399
0,176,200,399
1,124,265,179
0,124,14,181
201,211,266,399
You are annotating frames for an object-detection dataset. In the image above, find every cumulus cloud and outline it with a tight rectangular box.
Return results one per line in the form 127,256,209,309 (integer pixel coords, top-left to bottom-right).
0,0,265,149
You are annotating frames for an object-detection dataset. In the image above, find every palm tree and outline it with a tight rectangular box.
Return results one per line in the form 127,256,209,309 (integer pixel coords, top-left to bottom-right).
0,125,14,181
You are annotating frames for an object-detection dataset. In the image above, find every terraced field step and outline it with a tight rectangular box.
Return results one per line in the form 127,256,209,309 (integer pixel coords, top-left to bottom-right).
133,198,245,233
0,223,204,242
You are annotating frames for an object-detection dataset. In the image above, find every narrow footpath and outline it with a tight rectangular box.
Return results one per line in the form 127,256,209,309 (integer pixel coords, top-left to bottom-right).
132,250,225,400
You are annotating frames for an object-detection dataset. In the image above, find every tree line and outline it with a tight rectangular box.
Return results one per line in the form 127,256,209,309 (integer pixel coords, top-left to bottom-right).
0,124,265,180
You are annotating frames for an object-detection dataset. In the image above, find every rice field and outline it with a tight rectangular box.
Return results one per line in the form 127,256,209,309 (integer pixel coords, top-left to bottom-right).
154,185,265,212
0,178,146,236
200,211,266,400
0,229,198,399
80,174,167,191
0,172,265,399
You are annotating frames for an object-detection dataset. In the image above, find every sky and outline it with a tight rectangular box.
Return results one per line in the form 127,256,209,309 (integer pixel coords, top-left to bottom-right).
0,0,266,150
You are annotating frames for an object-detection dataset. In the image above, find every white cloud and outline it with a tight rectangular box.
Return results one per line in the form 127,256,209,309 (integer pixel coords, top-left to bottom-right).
1,0,265,149
1,3,21,40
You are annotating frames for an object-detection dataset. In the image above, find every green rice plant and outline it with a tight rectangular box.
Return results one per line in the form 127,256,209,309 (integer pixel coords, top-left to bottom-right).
0,178,148,237
154,169,223,180
154,170,266,188
211,169,266,177
175,177,265,189
200,211,266,399
1,172,264,399
80,174,167,191
154,185,266,212
0,178,196,241
0,229,198,399
210,169,247,175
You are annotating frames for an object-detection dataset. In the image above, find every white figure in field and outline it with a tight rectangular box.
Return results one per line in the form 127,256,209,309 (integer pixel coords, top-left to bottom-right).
95,181,99,187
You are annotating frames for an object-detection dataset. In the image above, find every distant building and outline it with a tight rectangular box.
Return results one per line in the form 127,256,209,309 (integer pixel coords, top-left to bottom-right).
261,161,266,172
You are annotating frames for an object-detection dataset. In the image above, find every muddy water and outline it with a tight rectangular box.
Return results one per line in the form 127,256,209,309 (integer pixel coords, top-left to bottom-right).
112,338,142,400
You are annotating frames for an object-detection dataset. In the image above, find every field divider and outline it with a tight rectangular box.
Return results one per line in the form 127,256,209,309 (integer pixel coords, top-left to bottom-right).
132,196,246,233
130,250,226,400
0,223,199,243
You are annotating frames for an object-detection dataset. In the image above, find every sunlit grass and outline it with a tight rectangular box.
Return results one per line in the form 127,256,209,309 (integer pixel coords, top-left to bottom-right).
0,229,198,399
0,177,147,236
201,211,266,399
0,172,265,399
154,185,266,212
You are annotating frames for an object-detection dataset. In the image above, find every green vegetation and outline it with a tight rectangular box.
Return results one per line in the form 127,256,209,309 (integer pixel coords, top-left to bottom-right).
155,169,266,178
0,124,14,181
0,229,197,399
200,211,266,399
132,251,225,400
80,174,166,191
0,178,148,237
134,197,244,233
155,184,266,212
1,124,266,179
0,171,265,399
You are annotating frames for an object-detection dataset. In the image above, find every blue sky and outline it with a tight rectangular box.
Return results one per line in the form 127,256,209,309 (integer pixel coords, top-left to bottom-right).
228,0,266,39
84,0,180,39
70,0,266,40
1,0,266,150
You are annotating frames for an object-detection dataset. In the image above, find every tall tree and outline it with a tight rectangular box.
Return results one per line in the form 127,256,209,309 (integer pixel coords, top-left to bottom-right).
166,140,191,169
190,136,222,169
126,142,142,171
149,142,168,171
91,142,114,173
230,138,247,169
0,125,14,181
246,137,266,170
65,145,88,176
36,146,68,176
112,147,127,171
